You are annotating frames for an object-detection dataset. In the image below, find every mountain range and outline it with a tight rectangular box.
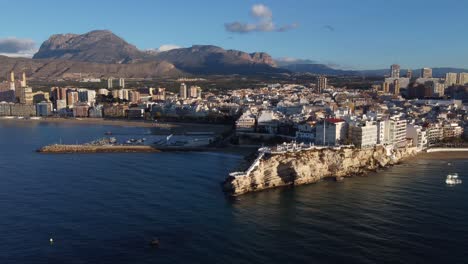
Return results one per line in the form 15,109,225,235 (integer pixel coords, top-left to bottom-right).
1,30,283,79
0,30,466,79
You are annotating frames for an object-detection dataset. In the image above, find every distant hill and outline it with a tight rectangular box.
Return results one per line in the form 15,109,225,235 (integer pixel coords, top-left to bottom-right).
33,30,146,64
280,63,358,76
0,55,182,79
22,30,285,77
153,45,281,75
3,30,467,79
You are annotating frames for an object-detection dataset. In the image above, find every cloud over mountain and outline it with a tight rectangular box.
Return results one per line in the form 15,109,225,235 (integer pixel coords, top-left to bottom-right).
225,4,297,33
0,37,37,57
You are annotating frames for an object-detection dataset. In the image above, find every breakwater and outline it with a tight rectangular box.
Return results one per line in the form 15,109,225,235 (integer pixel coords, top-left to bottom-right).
224,144,418,196
38,144,160,153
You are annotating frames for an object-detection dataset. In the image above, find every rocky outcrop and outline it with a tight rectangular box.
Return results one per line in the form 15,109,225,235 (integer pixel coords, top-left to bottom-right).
223,146,418,196
33,30,146,64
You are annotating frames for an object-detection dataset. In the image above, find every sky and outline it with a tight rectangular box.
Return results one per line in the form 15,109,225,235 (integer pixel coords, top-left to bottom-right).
0,0,467,70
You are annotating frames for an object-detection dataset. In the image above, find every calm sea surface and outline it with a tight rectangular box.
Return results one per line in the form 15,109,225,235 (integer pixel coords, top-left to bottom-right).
1,120,467,264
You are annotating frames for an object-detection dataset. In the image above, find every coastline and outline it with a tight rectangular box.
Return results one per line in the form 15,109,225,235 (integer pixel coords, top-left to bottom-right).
0,117,230,131
415,151,468,160
224,145,419,196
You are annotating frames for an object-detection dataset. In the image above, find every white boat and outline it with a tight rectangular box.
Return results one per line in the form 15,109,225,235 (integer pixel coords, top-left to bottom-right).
446,173,462,185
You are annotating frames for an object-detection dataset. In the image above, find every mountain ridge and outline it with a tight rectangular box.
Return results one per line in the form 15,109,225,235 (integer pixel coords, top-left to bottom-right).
28,30,283,76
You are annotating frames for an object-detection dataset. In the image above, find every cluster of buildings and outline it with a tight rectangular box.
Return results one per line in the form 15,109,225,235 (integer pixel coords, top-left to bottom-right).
233,69,467,151
0,74,225,120
0,67,467,152
381,65,468,99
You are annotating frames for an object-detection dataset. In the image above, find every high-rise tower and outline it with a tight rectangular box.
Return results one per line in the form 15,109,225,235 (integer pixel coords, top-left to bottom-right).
421,68,432,78
21,72,27,88
390,64,400,78
179,83,187,99
316,76,327,93
9,71,15,90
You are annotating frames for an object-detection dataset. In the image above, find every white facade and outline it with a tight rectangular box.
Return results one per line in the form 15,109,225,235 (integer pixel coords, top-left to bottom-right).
315,118,348,146
445,73,458,86
112,89,124,100
56,99,67,111
458,73,468,85
179,83,187,99
406,124,428,150
349,121,378,148
190,86,202,99
377,117,407,146
377,119,391,145
389,116,407,146
107,78,113,89
236,111,256,132
426,124,443,147
98,89,109,95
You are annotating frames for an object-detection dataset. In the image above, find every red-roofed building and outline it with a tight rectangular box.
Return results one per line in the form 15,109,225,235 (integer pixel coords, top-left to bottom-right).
315,118,348,145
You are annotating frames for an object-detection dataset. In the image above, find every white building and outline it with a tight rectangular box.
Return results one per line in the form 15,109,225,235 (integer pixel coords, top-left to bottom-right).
296,122,315,142
384,77,410,89
349,121,378,148
445,72,458,86
56,99,67,111
112,89,124,100
190,86,202,99
315,118,348,146
179,83,187,99
98,89,110,95
236,111,256,132
377,116,407,146
457,72,468,85
426,124,443,147
119,78,125,88
443,123,464,139
406,124,428,151
107,77,114,89
389,116,407,146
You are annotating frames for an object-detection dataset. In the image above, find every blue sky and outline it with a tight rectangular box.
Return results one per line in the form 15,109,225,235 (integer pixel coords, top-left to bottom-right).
0,0,467,70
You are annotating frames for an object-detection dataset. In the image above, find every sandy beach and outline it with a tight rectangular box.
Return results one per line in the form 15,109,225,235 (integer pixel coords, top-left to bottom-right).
416,151,468,160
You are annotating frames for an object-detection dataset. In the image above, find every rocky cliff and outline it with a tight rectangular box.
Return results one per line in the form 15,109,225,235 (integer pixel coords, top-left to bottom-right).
33,30,146,64
223,145,418,196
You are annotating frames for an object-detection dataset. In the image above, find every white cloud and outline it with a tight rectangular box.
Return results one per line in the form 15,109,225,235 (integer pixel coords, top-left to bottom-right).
157,44,182,52
0,37,37,58
146,44,183,54
251,4,272,19
225,4,297,33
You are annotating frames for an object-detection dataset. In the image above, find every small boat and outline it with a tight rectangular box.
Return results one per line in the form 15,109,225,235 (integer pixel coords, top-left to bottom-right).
104,131,113,135
446,173,462,185
150,238,160,247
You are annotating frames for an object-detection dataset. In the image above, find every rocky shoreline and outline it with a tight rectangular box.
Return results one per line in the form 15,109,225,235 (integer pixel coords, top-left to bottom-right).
223,145,418,196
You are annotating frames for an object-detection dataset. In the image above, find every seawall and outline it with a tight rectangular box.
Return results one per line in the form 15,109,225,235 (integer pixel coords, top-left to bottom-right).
38,144,160,153
426,148,468,153
223,145,418,196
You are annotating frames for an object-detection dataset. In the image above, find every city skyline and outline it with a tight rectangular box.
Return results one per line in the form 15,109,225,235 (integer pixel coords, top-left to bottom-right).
0,0,467,70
